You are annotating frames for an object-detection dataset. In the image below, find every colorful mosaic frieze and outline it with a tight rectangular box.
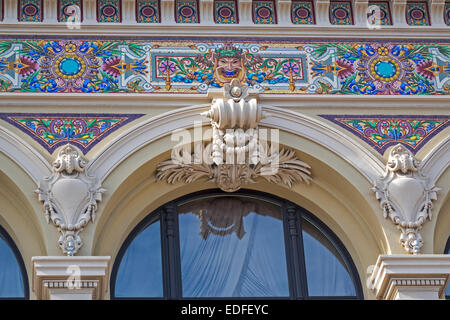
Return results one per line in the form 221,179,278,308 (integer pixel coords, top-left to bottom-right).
18,0,43,22
97,0,121,23
319,115,450,154
367,1,392,26
58,0,82,23
291,0,315,25
175,0,199,23
136,0,160,23
214,0,238,24
329,1,353,25
0,113,144,154
0,39,449,95
445,1,450,26
406,1,430,26
253,0,277,24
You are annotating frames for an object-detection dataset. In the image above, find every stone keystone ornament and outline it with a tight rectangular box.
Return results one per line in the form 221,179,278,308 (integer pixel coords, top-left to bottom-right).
156,79,312,192
372,144,439,254
36,145,105,255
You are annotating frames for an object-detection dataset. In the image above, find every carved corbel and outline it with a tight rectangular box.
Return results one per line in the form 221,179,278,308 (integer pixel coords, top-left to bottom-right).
314,0,331,26
391,0,408,27
156,78,312,192
430,0,446,27
372,144,439,254
36,145,105,256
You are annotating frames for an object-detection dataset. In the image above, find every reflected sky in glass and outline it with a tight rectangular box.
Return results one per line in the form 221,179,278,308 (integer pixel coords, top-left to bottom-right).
179,198,289,298
302,220,356,296
0,234,24,298
114,220,163,298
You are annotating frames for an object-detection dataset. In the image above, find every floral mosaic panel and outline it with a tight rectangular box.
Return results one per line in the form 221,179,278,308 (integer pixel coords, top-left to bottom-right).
253,0,277,24
18,0,43,22
58,0,82,23
214,0,238,24
0,39,449,95
97,0,121,23
406,1,430,26
367,1,392,26
319,115,449,154
329,1,353,25
175,0,199,23
291,0,315,25
0,113,144,154
136,0,160,23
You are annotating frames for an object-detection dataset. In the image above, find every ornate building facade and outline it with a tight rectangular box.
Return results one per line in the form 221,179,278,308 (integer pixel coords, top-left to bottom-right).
0,0,448,300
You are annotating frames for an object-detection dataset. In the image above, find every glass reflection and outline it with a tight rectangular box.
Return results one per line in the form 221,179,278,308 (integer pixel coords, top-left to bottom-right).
178,197,289,297
115,219,163,298
302,218,356,296
0,232,24,298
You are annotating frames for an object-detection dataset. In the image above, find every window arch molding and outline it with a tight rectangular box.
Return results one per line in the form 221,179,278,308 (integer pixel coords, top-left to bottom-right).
0,224,29,300
445,237,450,299
110,189,363,299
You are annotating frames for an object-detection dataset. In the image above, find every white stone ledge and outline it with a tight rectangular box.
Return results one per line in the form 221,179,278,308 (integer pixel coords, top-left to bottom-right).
32,256,111,300
369,254,450,300
0,93,449,109
0,24,448,39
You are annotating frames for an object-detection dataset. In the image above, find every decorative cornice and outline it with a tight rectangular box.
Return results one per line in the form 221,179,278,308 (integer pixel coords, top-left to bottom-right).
2,0,449,39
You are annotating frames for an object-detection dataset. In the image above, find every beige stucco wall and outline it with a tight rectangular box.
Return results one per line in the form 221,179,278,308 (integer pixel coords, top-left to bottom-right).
0,100,448,300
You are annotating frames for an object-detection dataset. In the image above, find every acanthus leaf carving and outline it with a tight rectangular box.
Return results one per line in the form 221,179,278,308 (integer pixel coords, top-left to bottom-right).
371,144,440,254
36,144,105,256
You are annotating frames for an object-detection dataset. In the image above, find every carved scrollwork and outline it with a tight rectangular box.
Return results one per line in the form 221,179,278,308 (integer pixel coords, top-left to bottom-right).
36,145,105,256
372,144,439,254
157,78,312,192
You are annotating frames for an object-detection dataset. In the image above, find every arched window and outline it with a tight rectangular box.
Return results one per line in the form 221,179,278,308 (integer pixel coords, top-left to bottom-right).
0,225,28,299
111,190,363,299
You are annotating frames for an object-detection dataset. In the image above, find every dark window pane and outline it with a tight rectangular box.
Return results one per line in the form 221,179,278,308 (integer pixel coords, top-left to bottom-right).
302,218,356,296
114,219,163,297
0,232,24,298
446,243,450,297
178,197,289,297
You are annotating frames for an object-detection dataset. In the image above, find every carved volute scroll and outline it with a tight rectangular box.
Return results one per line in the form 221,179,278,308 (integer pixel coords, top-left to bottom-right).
36,145,105,255
372,144,440,254
156,79,312,192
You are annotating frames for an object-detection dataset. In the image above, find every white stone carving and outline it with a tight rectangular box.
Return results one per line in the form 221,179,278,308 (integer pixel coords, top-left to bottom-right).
372,144,439,254
156,79,312,192
36,145,105,256
201,79,269,166
156,143,312,192
32,256,110,300
369,254,450,300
